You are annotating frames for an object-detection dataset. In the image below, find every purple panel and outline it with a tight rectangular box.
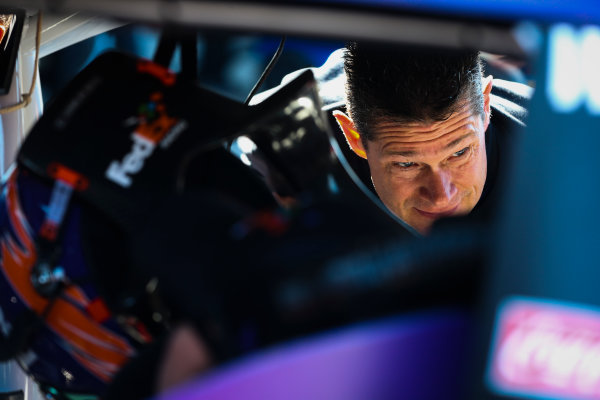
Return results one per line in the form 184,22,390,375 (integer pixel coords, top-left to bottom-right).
157,309,472,400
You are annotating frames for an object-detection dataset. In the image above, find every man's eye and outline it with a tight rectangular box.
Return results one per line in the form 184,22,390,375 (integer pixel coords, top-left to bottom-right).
452,147,469,158
392,161,416,169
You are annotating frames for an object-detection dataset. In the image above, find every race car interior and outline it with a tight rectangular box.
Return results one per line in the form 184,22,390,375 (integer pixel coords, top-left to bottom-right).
0,1,599,400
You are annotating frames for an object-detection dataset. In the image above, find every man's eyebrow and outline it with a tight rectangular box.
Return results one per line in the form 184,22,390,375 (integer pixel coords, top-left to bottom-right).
385,149,417,157
444,132,476,150
383,132,476,157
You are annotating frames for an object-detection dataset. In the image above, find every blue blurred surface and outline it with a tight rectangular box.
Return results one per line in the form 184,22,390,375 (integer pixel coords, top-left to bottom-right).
317,0,600,24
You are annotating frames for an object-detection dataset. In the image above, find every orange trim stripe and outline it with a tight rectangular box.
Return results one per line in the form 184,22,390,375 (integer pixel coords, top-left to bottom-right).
0,172,135,382
47,163,89,191
137,60,176,86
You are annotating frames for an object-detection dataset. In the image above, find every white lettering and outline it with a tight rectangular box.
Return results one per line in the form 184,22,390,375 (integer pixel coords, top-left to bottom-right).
497,311,600,396
105,133,156,188
575,343,600,394
581,25,600,114
547,24,600,115
160,120,188,149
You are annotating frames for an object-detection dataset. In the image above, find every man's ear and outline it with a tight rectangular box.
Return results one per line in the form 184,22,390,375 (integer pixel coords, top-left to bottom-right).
332,110,367,159
482,75,493,131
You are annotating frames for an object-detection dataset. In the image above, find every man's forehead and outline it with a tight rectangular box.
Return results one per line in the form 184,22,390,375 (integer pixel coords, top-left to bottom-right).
379,131,477,158
371,107,482,147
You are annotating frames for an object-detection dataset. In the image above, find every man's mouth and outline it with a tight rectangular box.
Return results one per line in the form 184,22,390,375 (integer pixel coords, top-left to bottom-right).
415,205,460,219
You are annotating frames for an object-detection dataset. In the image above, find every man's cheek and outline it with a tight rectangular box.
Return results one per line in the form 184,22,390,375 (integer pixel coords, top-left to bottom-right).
453,164,481,187
389,185,414,216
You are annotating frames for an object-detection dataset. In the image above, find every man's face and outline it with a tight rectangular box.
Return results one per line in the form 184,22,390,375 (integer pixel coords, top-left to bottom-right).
364,103,488,234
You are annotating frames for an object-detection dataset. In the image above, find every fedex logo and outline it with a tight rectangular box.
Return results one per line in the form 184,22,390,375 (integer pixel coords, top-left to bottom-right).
488,297,600,399
106,133,158,187
106,92,178,188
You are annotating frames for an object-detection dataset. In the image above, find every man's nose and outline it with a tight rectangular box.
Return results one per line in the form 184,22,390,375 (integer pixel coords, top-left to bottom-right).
419,168,457,206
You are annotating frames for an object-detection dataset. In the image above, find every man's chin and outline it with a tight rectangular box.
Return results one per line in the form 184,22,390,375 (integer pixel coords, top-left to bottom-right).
406,206,475,235
387,205,461,235
411,221,434,236
383,207,432,235
401,209,457,235
398,215,434,235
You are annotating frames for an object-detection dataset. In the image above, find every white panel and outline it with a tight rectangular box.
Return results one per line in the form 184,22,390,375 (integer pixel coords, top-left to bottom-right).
0,56,24,173
20,12,124,58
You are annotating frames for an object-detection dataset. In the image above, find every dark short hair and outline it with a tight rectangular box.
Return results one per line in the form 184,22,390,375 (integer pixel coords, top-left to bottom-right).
344,42,484,146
